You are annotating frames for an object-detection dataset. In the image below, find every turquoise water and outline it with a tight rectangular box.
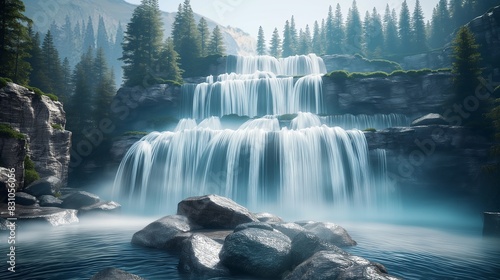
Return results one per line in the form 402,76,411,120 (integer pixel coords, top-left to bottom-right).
0,216,499,280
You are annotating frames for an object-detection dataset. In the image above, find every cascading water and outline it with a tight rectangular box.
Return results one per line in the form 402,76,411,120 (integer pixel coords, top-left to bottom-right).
114,54,399,214
322,114,411,130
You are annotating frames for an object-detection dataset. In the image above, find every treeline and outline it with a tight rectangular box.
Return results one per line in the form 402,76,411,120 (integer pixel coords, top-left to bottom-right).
257,0,500,58
122,0,226,87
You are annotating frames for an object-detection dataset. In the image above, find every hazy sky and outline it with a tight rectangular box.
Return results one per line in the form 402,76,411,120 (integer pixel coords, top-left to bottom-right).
125,0,440,38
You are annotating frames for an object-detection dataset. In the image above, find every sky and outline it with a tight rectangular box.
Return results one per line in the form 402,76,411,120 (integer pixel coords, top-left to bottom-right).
124,0,440,38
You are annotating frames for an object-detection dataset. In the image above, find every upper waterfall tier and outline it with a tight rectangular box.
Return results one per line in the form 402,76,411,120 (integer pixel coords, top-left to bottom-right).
226,54,327,76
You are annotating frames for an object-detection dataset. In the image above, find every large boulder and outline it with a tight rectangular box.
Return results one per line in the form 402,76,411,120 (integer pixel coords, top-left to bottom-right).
179,234,230,278
0,204,78,227
15,192,37,206
254,212,284,223
234,222,274,232
60,191,101,209
131,215,198,251
177,195,258,229
24,176,61,197
291,231,348,266
91,267,144,280
38,195,63,207
272,222,307,240
219,228,292,278
284,251,400,280
411,113,449,126
303,222,357,247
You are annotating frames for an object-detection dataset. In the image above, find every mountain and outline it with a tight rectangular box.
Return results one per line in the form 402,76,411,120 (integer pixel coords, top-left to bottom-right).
23,0,255,56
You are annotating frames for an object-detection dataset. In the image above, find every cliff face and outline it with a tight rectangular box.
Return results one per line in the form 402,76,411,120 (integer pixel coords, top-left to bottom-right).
466,5,500,72
323,72,454,118
0,83,71,185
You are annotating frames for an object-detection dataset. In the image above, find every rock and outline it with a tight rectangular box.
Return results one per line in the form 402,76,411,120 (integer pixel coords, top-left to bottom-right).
234,222,274,232
411,113,449,126
337,264,402,280
24,176,61,197
272,222,307,240
131,215,198,251
38,195,63,207
219,228,292,278
177,195,258,229
322,54,402,73
291,231,348,266
0,83,71,185
0,204,78,227
483,212,500,237
60,191,101,209
79,201,121,215
179,234,230,278
15,192,37,206
0,137,26,196
191,229,232,244
91,267,144,280
303,222,357,247
0,217,8,230
254,212,284,223
284,251,382,280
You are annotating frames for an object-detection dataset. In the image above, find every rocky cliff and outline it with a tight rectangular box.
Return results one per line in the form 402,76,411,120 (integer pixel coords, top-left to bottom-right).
0,83,71,185
323,72,454,118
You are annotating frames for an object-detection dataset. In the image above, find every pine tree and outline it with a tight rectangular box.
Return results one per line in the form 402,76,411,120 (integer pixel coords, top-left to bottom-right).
430,0,451,48
157,37,183,83
0,0,32,84
96,16,110,61
269,28,282,58
345,0,362,54
412,0,427,53
113,23,124,86
207,25,226,56
449,0,465,28
332,4,345,54
93,47,116,124
325,5,335,54
384,5,399,54
257,26,266,55
451,26,485,127
60,16,74,66
121,0,164,87
60,57,71,104
282,20,294,57
364,8,384,57
27,30,46,90
83,16,95,51
172,0,202,75
40,30,63,95
290,16,298,55
198,17,210,57
312,21,322,55
298,25,312,55
399,0,412,54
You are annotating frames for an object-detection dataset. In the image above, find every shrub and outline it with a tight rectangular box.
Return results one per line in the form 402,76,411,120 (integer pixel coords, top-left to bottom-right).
26,86,59,101
0,77,13,87
0,124,25,140
45,93,58,101
325,70,349,80
24,156,39,187
51,124,63,131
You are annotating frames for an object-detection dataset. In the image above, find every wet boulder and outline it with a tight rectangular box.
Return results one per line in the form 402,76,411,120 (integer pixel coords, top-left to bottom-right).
411,113,449,126
15,192,37,206
303,222,357,247
60,191,101,209
91,267,145,280
24,176,61,197
177,195,258,229
291,231,348,266
254,212,284,223
79,201,121,215
272,222,307,240
38,195,63,207
179,234,230,278
337,263,402,280
131,215,199,251
234,222,274,232
219,228,292,278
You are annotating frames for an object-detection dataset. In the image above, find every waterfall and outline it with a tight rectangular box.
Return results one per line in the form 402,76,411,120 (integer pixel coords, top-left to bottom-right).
114,54,399,214
113,115,391,213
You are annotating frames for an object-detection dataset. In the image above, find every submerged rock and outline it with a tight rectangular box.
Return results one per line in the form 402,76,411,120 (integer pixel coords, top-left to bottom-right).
179,234,230,278
24,176,61,197
15,192,37,206
284,251,400,280
79,201,121,215
38,195,63,207
219,228,292,278
177,194,258,229
131,215,198,251
60,191,101,209
91,267,144,280
303,222,357,247
0,204,78,227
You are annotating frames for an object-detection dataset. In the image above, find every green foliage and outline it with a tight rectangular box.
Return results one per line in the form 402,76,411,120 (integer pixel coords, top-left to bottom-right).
172,1,202,76
156,37,183,83
123,131,148,136
269,28,282,58
363,128,377,132
0,0,32,85
51,124,63,131
0,77,13,87
207,26,226,56
198,17,210,57
45,93,58,102
325,68,451,81
257,26,266,55
26,86,58,101
412,0,427,53
349,71,389,78
24,156,39,187
398,0,412,53
0,124,25,140
345,0,362,54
